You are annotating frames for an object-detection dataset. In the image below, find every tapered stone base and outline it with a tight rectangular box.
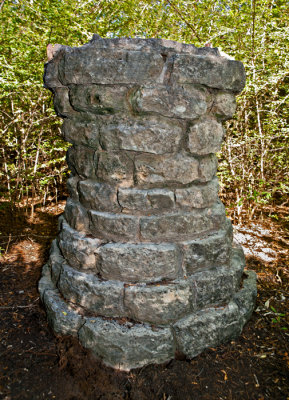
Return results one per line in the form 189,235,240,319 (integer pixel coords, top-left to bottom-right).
39,239,257,371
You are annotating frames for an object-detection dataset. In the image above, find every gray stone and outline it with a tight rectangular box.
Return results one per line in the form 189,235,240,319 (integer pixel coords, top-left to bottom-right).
52,87,78,118
96,151,134,186
118,187,175,212
211,91,237,120
43,289,83,336
62,118,100,148
191,265,238,309
98,242,181,283
49,239,64,284
66,174,80,201
88,210,139,242
135,153,199,187
188,116,224,155
130,84,208,119
58,218,101,271
78,318,175,371
175,178,219,209
140,202,226,242
38,263,54,300
124,279,193,325
181,223,232,274
99,115,184,154
173,301,242,358
66,145,97,179
171,54,246,92
78,179,120,212
234,271,257,324
69,84,130,114
60,47,164,85
198,154,218,182
64,198,90,233
58,263,125,317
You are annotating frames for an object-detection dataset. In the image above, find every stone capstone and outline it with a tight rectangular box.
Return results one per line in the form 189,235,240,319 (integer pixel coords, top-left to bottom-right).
41,36,256,371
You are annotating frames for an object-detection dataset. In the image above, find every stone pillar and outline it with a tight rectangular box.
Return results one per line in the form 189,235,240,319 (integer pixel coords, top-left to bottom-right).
39,37,257,371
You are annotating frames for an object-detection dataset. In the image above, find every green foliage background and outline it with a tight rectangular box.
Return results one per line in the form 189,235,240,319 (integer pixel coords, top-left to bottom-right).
1,0,288,219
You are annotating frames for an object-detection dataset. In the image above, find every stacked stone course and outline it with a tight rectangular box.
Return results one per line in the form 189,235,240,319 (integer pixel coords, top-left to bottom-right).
39,36,257,370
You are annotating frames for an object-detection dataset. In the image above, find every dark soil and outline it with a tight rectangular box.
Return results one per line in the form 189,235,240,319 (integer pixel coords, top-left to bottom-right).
0,200,288,400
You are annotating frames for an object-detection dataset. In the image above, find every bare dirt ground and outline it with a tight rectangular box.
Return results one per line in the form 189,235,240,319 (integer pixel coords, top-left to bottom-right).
0,199,288,400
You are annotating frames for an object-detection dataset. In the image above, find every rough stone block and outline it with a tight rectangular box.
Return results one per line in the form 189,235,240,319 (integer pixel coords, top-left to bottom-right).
99,115,184,154
233,271,257,324
38,263,54,300
171,54,246,92
66,174,80,201
181,224,232,274
96,151,134,186
140,202,226,242
118,187,175,212
135,153,199,186
49,239,64,284
62,118,100,148
58,264,125,317
64,198,90,233
191,265,238,309
66,145,97,179
175,178,219,209
78,318,175,371
211,91,237,120
58,219,101,271
43,289,83,336
53,87,77,118
78,179,120,212
69,84,130,113
124,280,193,325
198,154,218,182
173,301,242,358
188,116,224,155
130,84,208,119
98,242,181,283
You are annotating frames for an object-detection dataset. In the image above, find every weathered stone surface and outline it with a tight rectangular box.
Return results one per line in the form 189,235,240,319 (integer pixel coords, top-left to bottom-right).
124,280,193,324
78,318,175,371
175,178,219,209
78,179,120,212
198,154,218,182
131,84,208,119
211,91,237,120
99,115,184,154
88,210,139,242
66,174,80,201
98,242,181,283
181,223,232,274
58,264,125,317
66,145,97,179
188,116,224,155
43,289,83,336
38,263,54,300
96,151,134,186
62,118,100,148
53,87,77,118
173,301,242,358
64,198,90,233
191,265,238,309
171,54,246,92
234,271,257,324
140,202,226,242
135,153,200,186
69,84,130,114
58,219,101,271
118,187,175,212
42,36,255,371
49,239,64,284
